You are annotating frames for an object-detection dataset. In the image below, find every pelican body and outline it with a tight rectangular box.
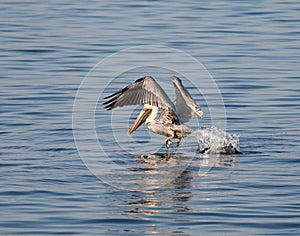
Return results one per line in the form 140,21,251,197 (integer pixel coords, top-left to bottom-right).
103,76,203,148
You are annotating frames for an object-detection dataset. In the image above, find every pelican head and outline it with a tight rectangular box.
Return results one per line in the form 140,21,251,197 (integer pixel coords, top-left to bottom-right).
128,104,153,135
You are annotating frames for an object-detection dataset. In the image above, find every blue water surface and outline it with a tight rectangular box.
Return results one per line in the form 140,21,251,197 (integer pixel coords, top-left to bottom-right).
1,0,300,235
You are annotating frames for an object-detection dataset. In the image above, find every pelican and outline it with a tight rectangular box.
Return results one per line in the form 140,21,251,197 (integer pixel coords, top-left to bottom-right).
103,76,203,148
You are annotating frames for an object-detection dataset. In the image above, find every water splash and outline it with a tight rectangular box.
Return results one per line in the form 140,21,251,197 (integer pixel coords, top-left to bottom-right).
192,126,241,154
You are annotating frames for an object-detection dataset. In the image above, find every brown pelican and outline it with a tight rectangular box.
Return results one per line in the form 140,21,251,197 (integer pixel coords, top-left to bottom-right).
103,76,203,148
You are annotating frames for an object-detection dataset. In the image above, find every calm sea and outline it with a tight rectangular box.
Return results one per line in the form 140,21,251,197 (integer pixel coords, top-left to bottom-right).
1,0,300,235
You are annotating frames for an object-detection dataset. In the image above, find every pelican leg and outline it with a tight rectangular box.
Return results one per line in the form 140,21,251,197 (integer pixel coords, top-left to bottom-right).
165,137,173,149
176,138,181,147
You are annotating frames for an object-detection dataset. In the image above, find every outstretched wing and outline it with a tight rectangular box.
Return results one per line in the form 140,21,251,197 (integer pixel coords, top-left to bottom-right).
103,76,175,111
172,76,203,123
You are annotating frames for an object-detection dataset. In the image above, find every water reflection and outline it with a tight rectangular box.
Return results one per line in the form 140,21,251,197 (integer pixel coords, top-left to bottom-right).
125,168,193,216
122,152,192,191
124,151,238,215
198,153,239,168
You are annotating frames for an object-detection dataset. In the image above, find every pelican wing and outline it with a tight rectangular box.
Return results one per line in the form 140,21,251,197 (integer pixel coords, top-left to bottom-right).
172,76,203,123
103,76,175,110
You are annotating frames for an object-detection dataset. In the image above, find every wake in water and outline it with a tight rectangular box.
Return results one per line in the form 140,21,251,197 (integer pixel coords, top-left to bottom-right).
182,126,241,154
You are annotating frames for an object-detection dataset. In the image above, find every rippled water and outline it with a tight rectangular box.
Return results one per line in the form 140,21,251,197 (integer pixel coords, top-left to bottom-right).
1,0,300,235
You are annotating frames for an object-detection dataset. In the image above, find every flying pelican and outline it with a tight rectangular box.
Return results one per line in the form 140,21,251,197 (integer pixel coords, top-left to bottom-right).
103,76,203,148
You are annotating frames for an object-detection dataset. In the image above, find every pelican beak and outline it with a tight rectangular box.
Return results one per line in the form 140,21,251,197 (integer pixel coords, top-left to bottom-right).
128,106,152,135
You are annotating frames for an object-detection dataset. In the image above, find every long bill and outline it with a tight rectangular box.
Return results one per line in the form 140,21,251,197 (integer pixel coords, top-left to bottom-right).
128,106,152,135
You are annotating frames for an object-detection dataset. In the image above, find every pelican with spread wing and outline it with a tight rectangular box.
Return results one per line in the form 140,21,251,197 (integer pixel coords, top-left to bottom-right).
103,76,203,148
